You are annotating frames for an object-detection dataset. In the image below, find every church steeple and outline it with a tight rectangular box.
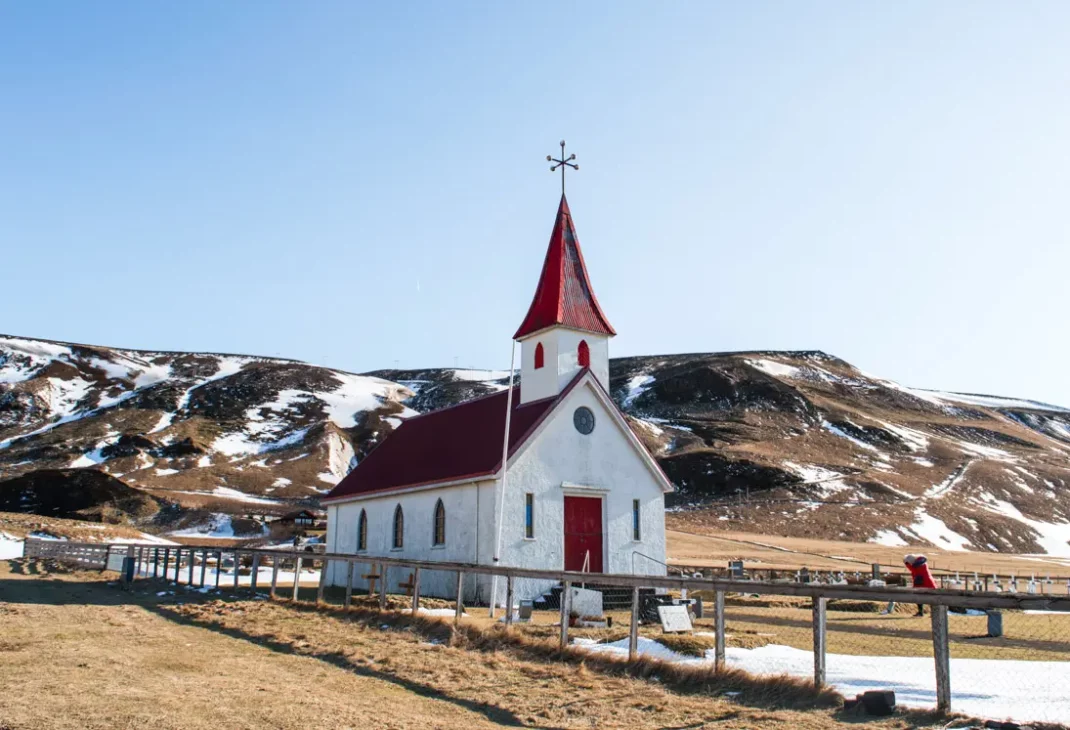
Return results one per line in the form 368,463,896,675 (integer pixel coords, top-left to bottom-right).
513,194,616,341
516,188,614,404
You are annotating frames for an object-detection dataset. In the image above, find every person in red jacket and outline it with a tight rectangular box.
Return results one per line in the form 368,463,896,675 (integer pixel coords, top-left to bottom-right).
882,554,937,616
904,554,936,616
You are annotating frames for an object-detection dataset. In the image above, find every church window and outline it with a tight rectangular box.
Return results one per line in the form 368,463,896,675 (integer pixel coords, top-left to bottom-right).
357,509,367,551
632,499,641,541
433,499,446,546
534,342,544,369
578,340,590,368
524,493,534,538
573,406,595,435
392,505,404,549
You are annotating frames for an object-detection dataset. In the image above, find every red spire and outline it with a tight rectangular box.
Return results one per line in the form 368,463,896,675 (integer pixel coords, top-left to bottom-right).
513,195,616,340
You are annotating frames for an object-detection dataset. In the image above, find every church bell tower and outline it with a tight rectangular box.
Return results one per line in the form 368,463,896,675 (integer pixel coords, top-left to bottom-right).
513,191,615,404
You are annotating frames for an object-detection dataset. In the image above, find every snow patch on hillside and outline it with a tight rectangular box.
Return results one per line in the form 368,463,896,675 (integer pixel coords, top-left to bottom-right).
747,359,802,379
904,511,972,551
871,530,909,547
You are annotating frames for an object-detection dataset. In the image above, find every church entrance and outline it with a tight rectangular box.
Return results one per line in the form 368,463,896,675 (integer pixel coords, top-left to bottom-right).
563,496,603,573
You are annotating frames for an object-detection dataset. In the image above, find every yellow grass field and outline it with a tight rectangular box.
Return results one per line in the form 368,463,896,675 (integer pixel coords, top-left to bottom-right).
0,558,961,730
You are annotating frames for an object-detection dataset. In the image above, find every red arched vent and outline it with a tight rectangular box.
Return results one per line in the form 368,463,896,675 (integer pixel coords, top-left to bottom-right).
534,342,545,369
578,340,590,368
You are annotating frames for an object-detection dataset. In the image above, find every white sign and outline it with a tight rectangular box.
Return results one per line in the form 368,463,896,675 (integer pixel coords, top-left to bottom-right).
657,604,693,633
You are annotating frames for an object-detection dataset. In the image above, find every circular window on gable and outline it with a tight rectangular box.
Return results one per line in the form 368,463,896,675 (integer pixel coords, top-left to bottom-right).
573,406,595,435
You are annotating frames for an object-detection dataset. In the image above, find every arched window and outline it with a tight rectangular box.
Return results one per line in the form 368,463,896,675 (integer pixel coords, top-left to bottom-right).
357,509,367,551
578,340,590,368
392,505,404,549
534,342,545,369
433,499,446,546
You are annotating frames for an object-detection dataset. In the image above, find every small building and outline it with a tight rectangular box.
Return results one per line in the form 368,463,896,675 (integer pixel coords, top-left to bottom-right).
274,509,318,528
323,193,672,605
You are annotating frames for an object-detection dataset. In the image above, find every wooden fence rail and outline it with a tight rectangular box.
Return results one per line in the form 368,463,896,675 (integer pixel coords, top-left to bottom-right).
23,537,1070,717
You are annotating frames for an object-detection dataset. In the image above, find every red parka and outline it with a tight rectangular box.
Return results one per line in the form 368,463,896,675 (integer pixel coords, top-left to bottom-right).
905,555,937,589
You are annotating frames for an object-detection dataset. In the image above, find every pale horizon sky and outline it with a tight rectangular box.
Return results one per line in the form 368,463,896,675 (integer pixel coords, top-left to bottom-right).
3,3,1070,405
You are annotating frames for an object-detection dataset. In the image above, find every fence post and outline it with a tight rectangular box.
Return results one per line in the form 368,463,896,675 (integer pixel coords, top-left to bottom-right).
153,548,160,579
455,571,464,624
504,575,514,626
270,555,280,599
250,553,260,592
715,589,726,671
317,558,328,605
136,546,144,579
628,586,640,661
813,597,827,689
411,567,421,614
214,551,222,588
172,548,181,583
559,581,571,651
932,605,951,712
188,551,195,585
233,551,241,590
344,561,354,609
199,549,208,587
292,555,303,601
162,548,170,582
379,562,388,611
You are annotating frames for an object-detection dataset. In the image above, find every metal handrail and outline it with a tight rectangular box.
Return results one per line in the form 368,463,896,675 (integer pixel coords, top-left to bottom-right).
631,549,687,578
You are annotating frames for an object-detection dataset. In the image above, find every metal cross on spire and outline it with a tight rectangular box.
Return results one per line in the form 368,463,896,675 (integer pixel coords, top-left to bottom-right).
547,140,578,195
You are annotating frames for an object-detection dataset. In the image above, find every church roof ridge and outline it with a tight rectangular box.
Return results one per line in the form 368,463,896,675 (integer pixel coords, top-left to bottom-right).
513,194,616,340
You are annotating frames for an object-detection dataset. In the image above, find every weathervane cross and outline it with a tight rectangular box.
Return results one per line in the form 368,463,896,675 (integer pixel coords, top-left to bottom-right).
547,140,578,195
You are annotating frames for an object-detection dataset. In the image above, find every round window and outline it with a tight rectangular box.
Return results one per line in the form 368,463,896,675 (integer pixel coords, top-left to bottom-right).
573,406,595,435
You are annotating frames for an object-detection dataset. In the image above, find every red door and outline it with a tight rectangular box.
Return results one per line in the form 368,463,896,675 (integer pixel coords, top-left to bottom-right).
564,496,603,573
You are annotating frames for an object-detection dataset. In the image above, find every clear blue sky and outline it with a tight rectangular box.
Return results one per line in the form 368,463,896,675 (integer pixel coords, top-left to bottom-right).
3,3,1070,405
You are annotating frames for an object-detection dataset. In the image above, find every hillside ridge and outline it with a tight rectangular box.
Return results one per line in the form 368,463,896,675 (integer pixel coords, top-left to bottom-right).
2,334,1069,563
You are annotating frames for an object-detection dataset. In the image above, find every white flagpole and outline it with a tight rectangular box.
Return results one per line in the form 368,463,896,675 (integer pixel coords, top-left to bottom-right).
489,339,517,617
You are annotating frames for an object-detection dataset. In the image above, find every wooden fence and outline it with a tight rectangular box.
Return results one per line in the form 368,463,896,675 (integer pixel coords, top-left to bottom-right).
23,538,1070,715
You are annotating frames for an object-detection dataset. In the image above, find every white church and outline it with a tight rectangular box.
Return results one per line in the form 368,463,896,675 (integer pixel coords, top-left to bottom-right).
323,191,672,605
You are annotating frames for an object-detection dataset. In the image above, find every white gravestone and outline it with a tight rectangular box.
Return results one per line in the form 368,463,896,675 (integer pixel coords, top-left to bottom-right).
568,586,603,619
657,604,693,633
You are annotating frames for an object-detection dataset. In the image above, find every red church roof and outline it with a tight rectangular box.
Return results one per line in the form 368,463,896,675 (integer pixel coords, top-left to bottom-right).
513,195,616,340
323,375,584,501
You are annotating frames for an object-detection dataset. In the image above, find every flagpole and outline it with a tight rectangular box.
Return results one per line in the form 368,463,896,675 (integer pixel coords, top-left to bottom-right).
489,339,517,617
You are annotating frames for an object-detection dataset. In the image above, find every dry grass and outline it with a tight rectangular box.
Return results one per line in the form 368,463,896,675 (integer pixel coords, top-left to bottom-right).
0,558,958,730
666,526,1070,577
0,510,161,542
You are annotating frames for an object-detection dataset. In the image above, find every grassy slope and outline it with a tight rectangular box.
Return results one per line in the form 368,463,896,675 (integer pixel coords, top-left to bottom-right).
0,559,943,730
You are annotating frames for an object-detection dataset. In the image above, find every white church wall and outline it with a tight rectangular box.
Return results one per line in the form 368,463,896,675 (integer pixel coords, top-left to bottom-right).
326,480,497,602
494,381,667,603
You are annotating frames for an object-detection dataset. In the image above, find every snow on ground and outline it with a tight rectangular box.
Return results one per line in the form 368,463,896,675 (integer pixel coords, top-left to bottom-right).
211,486,282,505
879,421,930,452
977,496,1070,557
729,644,1070,725
168,512,269,538
904,511,972,551
955,440,1018,463
821,419,878,452
923,460,973,499
783,462,851,497
576,638,1070,724
623,374,655,408
920,390,1070,413
870,530,909,547
450,369,510,383
169,514,239,538
316,372,415,428
0,532,25,560
747,359,802,379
